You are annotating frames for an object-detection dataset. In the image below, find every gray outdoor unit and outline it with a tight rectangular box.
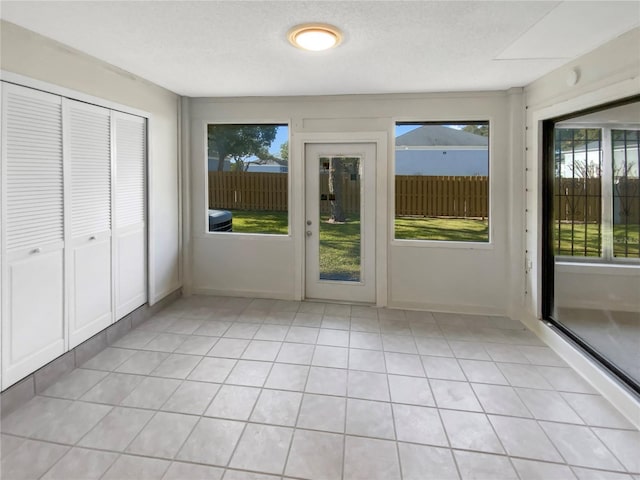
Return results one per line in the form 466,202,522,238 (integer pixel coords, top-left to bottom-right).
208,209,233,232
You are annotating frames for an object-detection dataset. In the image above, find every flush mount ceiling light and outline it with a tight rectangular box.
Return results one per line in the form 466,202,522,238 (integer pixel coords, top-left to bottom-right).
288,23,343,51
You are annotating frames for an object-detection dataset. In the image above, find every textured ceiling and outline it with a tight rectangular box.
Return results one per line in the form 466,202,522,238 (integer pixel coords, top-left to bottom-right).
1,1,639,97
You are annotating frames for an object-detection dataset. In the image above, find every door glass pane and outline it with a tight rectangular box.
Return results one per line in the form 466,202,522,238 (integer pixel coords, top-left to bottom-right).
549,101,640,392
318,156,361,281
612,129,640,258
553,128,602,257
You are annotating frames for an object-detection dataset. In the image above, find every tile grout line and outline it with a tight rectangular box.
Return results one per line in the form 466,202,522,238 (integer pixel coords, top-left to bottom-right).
281,311,318,480
447,327,567,478
177,313,242,472
8,429,637,478
418,341,463,480
4,297,637,479
154,306,239,474
220,305,297,476
383,339,404,479
6,406,637,474
13,374,637,439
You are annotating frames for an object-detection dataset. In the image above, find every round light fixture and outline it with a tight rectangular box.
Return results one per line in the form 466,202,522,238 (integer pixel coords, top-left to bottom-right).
288,23,342,51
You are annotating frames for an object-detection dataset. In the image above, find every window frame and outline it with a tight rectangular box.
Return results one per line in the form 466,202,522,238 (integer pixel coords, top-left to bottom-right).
554,122,640,264
204,121,292,237
390,119,493,247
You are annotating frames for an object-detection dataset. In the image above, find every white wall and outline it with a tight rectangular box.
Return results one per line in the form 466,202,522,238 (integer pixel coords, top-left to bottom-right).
520,29,640,427
189,91,525,315
555,263,640,312
1,21,182,304
524,27,640,320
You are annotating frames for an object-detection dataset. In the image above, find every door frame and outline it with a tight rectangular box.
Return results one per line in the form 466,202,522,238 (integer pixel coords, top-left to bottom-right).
292,132,388,306
304,143,376,303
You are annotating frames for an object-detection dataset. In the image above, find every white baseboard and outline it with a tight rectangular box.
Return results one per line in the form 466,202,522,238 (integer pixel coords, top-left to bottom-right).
150,284,182,306
191,287,296,301
556,299,639,313
518,312,640,430
388,299,507,316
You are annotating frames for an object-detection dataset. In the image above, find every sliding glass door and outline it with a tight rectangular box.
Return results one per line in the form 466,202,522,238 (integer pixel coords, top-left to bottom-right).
543,98,640,392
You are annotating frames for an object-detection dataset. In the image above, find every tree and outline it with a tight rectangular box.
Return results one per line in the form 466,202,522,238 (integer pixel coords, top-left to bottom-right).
462,124,489,137
280,141,288,162
325,157,359,223
208,125,277,171
328,157,346,223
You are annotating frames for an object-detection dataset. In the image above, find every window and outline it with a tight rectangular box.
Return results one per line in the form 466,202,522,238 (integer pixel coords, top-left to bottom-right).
553,128,602,256
554,125,639,260
394,122,489,242
612,129,640,258
207,124,289,234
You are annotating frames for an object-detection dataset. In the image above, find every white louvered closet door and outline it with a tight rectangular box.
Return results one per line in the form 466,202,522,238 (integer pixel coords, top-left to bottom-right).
1,83,65,389
64,99,113,348
114,111,147,319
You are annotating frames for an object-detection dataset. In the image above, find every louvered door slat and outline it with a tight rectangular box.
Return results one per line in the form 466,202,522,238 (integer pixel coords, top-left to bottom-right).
114,111,147,319
2,84,66,389
68,102,111,239
5,89,63,251
115,114,146,229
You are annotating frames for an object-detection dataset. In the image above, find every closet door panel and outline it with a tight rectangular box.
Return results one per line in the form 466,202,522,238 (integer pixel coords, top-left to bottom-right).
65,99,113,349
69,236,112,346
114,112,147,319
1,84,65,389
5,249,64,386
116,227,146,319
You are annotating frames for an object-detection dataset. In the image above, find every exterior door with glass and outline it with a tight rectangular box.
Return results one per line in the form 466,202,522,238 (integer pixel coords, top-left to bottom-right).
304,143,376,303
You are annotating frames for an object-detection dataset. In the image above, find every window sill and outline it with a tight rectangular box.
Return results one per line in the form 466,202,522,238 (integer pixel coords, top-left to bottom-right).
196,232,292,240
390,239,493,250
555,260,640,275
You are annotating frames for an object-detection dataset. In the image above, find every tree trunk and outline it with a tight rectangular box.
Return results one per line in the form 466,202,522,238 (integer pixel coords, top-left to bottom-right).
328,157,346,222
217,152,227,171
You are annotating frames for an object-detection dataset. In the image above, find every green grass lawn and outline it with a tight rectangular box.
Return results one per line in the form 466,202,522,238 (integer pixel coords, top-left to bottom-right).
395,216,489,242
319,215,361,281
227,210,639,262
555,222,640,257
229,209,491,242
614,224,640,257
227,210,491,280
229,210,289,235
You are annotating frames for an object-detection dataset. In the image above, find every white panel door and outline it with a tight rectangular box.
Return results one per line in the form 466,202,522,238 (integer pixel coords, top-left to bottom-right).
1,83,65,389
113,111,147,319
64,99,113,349
304,143,376,303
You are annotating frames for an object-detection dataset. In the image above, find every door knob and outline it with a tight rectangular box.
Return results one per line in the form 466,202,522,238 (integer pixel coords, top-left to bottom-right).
306,231,312,237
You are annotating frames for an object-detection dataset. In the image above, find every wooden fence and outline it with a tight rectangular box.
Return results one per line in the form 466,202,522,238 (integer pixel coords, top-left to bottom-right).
208,172,490,218
395,175,488,218
554,178,601,223
208,172,288,212
554,178,640,222
208,173,640,221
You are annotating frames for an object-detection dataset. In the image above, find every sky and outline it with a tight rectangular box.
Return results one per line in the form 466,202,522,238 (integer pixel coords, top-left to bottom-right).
268,124,423,156
268,124,468,156
269,126,289,155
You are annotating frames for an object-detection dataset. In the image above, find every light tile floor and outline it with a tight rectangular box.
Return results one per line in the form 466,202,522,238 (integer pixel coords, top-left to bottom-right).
1,296,639,480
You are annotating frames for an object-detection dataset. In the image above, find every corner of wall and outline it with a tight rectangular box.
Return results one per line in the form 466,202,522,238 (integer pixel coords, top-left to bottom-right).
180,96,193,296
523,26,640,321
506,87,526,320
1,20,183,317
518,27,640,423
